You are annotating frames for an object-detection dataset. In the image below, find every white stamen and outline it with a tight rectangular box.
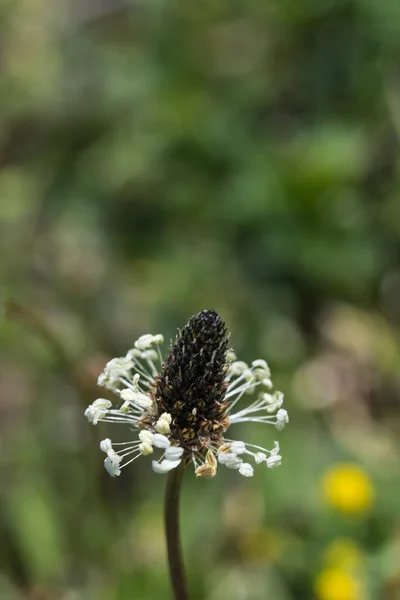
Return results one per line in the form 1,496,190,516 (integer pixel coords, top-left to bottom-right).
165,446,184,460
230,441,246,455
152,434,171,449
100,438,113,454
252,359,268,370
239,463,254,477
119,401,131,414
217,452,236,465
139,430,154,444
224,455,243,470
104,454,122,477
141,349,158,362
155,414,171,434
275,409,289,431
120,388,153,409
228,361,249,377
85,399,112,425
134,334,157,350
267,454,282,468
139,442,153,455
227,350,237,361
255,452,267,464
152,459,181,474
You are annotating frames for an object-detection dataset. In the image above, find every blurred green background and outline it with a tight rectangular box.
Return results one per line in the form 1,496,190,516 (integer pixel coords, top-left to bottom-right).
1,1,400,599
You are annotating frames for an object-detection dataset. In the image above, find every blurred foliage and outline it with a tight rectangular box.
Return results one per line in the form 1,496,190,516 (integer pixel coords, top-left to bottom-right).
1,0,400,599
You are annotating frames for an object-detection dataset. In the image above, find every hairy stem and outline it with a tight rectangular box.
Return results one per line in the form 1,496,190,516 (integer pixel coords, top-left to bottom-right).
164,463,189,600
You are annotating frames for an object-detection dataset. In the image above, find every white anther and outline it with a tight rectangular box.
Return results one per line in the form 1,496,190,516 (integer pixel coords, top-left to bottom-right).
152,459,181,474
104,454,122,477
271,441,280,455
227,350,237,361
265,391,284,413
120,401,130,414
121,389,152,409
267,454,282,468
120,389,136,401
84,399,112,425
239,463,254,477
252,359,268,369
225,455,243,470
139,442,153,456
255,452,267,464
165,446,184,460
230,441,246,455
139,430,154,444
155,416,171,434
228,361,249,376
217,452,235,465
152,434,171,449
100,438,113,454
275,409,289,431
134,334,157,350
141,349,158,361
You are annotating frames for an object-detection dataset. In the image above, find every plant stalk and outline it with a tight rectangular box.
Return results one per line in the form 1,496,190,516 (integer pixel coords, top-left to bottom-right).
164,462,188,600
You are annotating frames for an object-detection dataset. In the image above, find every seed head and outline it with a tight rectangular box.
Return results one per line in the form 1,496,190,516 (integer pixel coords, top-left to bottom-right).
155,309,230,450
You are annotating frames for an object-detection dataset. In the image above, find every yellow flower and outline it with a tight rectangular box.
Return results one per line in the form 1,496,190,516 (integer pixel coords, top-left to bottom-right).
314,568,363,600
321,464,375,515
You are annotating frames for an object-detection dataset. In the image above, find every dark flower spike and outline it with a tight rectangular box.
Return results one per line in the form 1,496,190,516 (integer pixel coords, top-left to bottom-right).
156,309,230,451
85,310,288,478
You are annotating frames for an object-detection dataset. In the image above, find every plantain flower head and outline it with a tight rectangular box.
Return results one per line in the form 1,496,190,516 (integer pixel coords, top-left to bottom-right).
85,310,288,478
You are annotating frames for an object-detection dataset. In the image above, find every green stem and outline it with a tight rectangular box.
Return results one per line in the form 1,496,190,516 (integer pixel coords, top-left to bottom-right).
164,463,189,600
